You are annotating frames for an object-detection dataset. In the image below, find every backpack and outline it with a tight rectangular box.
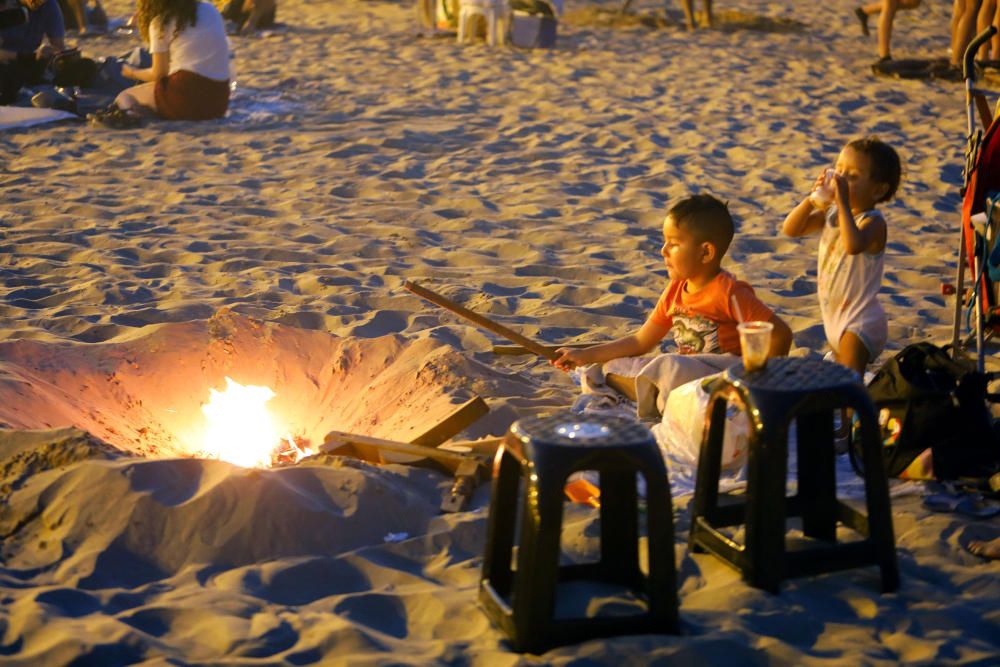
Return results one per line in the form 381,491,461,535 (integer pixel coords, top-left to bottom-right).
849,342,1000,480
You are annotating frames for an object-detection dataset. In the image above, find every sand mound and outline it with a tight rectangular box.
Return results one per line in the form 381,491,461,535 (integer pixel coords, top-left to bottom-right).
0,310,533,458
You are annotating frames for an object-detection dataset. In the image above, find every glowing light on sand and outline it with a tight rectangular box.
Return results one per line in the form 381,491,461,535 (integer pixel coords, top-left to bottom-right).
202,377,283,468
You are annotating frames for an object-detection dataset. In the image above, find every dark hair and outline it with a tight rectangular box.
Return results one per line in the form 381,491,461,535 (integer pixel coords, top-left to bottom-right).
666,193,735,256
135,0,199,44
847,136,902,202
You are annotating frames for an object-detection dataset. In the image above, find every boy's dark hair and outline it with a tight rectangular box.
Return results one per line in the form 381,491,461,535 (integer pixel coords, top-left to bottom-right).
847,136,902,202
667,193,734,257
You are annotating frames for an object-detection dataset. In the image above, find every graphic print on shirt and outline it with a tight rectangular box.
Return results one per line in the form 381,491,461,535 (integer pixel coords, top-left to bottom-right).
670,311,721,354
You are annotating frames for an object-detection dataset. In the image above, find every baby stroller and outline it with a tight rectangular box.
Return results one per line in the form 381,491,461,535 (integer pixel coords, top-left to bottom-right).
950,26,1000,371
856,28,1000,483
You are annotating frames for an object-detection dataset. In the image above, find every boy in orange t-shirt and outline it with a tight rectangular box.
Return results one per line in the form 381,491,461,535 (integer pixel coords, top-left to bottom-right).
553,194,792,409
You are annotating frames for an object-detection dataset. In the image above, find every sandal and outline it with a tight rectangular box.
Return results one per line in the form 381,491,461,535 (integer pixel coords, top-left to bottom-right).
88,104,144,129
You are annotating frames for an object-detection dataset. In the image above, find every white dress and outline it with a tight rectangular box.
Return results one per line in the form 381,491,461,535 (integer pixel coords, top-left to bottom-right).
817,206,888,357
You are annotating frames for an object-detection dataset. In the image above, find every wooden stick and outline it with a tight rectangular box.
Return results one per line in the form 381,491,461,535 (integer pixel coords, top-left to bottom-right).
405,280,638,402
405,280,558,361
409,396,489,447
492,343,591,356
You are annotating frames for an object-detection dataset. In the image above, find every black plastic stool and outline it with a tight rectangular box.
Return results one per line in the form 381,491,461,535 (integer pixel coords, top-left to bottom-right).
479,412,680,653
688,357,899,594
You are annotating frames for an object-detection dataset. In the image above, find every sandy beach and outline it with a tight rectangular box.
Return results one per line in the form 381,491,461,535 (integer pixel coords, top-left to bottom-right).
2,0,1000,663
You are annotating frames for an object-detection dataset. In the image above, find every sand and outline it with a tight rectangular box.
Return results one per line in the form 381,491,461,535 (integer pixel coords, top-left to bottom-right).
1,0,999,663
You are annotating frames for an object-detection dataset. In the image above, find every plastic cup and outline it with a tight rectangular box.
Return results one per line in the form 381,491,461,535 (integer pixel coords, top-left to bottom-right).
737,321,773,372
809,168,835,209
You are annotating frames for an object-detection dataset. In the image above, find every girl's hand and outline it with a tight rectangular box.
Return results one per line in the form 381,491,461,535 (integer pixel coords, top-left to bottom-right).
832,171,850,206
121,64,136,80
551,348,587,372
810,170,828,194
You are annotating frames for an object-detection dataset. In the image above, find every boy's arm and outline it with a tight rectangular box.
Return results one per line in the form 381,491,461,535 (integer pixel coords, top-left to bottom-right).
551,318,671,371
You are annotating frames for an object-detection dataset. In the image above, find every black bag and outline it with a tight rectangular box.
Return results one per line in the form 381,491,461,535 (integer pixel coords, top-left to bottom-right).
849,342,1000,479
49,48,98,88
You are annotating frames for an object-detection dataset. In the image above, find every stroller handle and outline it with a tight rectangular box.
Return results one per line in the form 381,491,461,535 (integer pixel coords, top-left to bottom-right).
965,26,998,81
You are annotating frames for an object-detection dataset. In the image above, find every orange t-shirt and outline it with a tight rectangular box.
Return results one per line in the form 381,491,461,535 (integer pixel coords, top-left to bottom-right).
647,270,775,355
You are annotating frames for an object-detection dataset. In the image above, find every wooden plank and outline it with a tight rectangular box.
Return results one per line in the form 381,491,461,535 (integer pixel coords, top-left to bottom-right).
409,396,489,447
320,430,490,472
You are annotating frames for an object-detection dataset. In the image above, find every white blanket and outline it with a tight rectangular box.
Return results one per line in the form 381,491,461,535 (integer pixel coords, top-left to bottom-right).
0,106,78,131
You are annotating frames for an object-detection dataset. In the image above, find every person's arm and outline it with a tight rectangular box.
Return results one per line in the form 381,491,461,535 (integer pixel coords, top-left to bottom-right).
767,313,793,357
122,51,169,82
782,171,829,237
551,317,671,371
832,173,887,254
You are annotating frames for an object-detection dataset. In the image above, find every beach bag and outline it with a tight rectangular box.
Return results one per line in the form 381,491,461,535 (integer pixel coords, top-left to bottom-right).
509,0,557,48
651,374,749,471
49,48,98,88
849,342,1000,480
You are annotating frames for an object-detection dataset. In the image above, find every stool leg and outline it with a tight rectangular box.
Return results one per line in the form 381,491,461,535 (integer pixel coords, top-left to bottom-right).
851,394,900,593
796,411,837,542
512,464,566,650
486,9,496,46
599,469,639,587
744,419,788,593
689,393,728,551
637,450,680,633
481,447,522,597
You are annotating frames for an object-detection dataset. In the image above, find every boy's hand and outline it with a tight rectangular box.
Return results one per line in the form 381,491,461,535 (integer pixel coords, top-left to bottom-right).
551,347,587,372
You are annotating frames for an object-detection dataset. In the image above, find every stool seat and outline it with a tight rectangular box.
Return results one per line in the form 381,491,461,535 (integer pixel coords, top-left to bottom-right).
479,412,680,653
689,357,900,594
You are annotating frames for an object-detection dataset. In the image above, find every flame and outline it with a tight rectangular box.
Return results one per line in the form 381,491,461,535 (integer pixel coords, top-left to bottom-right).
201,377,284,467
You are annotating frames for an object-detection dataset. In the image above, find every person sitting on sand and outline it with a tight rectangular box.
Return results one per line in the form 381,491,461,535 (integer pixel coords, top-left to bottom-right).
853,0,921,62
552,193,793,403
680,0,712,30
782,137,901,376
0,0,67,104
89,0,230,128
221,0,275,34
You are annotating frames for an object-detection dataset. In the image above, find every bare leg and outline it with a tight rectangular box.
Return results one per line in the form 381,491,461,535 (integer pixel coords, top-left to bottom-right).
680,0,695,30
67,0,88,33
115,81,158,114
703,0,712,28
968,535,1000,559
977,0,998,59
878,0,900,59
952,0,983,67
834,331,872,377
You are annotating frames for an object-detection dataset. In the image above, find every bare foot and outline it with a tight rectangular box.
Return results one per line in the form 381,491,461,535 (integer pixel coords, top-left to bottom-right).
967,536,1000,560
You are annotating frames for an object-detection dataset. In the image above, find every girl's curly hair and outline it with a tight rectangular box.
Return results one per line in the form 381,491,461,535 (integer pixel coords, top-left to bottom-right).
135,0,199,44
